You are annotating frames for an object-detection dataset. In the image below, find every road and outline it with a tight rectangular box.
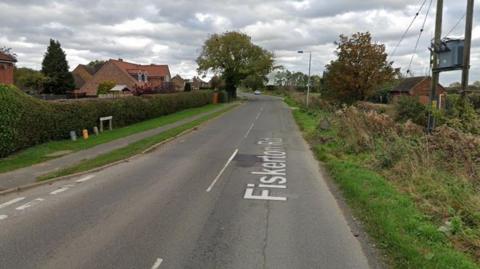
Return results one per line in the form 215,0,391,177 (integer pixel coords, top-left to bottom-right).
0,94,374,269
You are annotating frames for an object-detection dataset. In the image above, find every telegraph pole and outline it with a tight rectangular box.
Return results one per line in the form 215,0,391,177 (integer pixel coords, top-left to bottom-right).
461,0,475,97
427,0,443,133
306,51,311,108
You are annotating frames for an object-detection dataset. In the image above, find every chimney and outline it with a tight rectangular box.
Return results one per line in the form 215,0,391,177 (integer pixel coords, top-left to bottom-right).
118,58,123,62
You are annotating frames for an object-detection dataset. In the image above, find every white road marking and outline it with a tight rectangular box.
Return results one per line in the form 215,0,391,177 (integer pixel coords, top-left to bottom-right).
76,174,95,183
0,215,7,220
206,149,239,192
0,197,26,209
50,184,75,195
244,123,255,138
151,258,163,269
16,198,44,210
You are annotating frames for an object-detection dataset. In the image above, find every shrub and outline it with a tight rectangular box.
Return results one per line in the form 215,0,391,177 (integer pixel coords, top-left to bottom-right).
0,84,213,157
443,94,480,134
394,96,427,126
97,80,116,95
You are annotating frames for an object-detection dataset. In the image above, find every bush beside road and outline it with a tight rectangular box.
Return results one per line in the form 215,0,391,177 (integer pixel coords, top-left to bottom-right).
0,84,214,158
0,103,226,174
287,95,480,268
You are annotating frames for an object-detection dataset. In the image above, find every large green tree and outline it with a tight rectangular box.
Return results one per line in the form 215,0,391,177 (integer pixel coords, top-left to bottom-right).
324,32,396,104
196,32,274,98
41,39,74,94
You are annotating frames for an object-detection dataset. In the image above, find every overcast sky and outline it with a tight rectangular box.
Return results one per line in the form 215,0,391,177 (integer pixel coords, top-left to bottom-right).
1,0,479,85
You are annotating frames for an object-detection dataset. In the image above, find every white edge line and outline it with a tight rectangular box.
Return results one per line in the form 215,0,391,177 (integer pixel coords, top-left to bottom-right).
0,197,26,209
0,215,7,220
206,149,239,192
151,258,163,269
76,174,95,183
244,123,255,138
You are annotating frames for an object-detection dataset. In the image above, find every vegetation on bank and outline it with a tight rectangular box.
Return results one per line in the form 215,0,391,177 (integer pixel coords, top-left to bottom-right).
0,84,214,158
38,104,237,181
287,92,480,268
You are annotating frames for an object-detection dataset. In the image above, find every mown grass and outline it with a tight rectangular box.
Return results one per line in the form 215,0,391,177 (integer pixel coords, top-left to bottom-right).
0,104,224,174
290,105,479,268
38,104,237,181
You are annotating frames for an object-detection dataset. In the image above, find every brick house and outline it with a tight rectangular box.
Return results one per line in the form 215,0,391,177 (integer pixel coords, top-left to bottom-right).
171,74,186,92
72,64,95,90
0,51,17,84
390,76,446,107
74,59,171,96
188,76,209,91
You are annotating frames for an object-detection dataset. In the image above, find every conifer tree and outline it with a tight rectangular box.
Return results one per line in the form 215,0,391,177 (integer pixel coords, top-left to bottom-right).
41,39,74,94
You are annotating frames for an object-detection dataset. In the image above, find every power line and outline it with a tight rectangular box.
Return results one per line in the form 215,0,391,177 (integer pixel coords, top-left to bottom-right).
407,0,433,76
445,13,466,37
390,0,428,58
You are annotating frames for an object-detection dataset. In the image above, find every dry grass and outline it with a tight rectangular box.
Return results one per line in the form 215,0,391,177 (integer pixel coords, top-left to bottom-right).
333,106,480,261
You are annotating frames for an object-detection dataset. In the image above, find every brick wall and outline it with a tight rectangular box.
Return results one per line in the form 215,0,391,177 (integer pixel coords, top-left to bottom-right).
412,79,446,105
0,63,14,84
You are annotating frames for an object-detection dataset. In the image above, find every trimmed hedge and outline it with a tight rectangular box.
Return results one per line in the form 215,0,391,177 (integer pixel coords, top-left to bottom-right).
0,84,213,158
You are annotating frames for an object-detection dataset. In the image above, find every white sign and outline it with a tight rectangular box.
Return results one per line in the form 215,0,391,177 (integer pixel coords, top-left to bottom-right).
244,138,288,201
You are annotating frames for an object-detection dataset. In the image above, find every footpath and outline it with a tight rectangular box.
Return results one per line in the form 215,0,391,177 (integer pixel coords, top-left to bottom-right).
0,104,234,191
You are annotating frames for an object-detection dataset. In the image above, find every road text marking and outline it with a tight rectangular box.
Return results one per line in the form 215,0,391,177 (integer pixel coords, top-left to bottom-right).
0,197,26,209
151,258,163,269
16,198,44,210
244,138,288,201
76,174,95,183
206,149,239,192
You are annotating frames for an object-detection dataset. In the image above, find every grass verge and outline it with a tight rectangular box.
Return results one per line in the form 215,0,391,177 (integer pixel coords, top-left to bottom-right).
38,104,237,181
0,104,224,174
290,105,479,268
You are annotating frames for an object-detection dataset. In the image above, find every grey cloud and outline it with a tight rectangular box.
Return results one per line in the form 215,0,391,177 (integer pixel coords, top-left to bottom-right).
0,0,477,83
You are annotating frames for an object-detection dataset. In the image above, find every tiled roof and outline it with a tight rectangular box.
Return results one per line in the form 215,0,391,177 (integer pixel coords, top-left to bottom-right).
0,52,17,62
391,76,428,92
110,59,170,78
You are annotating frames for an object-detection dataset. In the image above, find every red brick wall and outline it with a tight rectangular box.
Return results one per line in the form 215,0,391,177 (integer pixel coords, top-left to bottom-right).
0,63,14,84
80,61,137,96
412,79,446,105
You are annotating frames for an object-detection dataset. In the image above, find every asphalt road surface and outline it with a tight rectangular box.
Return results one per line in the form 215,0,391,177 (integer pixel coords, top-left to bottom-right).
0,94,374,269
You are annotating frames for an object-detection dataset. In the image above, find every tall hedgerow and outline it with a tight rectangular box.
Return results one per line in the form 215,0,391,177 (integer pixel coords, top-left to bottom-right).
0,84,213,157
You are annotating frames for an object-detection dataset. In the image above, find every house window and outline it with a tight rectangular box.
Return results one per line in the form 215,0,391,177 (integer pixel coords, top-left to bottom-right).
160,76,164,82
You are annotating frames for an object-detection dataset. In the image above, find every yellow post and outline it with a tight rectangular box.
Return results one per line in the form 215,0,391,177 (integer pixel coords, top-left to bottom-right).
82,129,89,140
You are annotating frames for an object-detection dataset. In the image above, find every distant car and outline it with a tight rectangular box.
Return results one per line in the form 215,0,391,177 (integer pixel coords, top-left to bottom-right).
254,90,261,95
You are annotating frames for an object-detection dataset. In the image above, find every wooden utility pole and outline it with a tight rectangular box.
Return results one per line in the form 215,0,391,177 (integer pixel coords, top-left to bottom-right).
461,0,475,97
427,0,443,133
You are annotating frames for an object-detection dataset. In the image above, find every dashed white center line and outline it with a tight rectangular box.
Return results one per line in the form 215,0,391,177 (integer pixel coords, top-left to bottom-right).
244,123,255,138
0,215,7,220
206,149,239,192
0,197,25,209
76,174,95,183
16,198,44,210
151,258,163,269
50,184,75,195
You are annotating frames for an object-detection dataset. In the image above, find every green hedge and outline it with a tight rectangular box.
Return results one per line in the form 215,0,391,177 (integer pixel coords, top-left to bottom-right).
0,84,213,158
